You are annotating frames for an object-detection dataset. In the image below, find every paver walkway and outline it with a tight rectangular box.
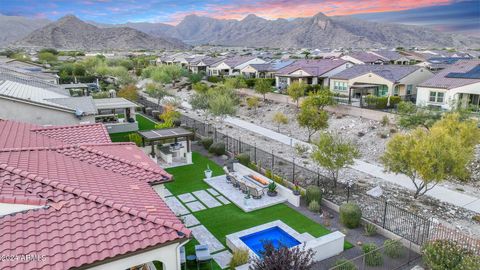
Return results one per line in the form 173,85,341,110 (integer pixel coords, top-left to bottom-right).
164,196,190,216
224,116,480,213
190,225,225,253
185,201,207,212
212,250,233,269
193,190,222,208
178,193,197,203
182,214,200,228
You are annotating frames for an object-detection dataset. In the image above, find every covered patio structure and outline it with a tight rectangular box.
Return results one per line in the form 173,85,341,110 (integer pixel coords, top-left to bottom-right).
93,97,139,133
139,127,194,168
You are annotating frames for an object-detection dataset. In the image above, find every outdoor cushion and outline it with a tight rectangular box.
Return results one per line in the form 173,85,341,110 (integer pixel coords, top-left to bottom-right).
196,245,208,251
250,175,269,185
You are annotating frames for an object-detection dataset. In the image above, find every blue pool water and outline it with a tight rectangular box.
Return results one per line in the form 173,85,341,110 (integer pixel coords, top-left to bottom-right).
239,226,301,256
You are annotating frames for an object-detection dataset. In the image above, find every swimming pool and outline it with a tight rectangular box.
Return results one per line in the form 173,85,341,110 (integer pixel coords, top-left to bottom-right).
239,226,301,256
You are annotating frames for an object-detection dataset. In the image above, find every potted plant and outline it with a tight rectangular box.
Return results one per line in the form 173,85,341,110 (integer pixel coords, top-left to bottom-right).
267,182,277,197
293,181,301,196
204,164,212,179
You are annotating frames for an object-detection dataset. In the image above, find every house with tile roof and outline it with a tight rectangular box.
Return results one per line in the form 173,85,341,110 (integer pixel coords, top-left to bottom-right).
240,60,295,79
330,65,434,102
207,56,266,76
369,50,411,65
341,52,388,65
274,59,353,90
416,60,480,110
0,66,140,131
0,119,190,270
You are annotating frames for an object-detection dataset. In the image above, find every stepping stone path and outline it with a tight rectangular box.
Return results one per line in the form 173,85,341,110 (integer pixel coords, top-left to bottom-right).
190,225,225,253
193,190,222,208
212,250,233,269
185,201,206,212
182,214,200,228
207,188,219,196
178,193,197,203
164,196,190,216
153,186,172,198
216,195,231,205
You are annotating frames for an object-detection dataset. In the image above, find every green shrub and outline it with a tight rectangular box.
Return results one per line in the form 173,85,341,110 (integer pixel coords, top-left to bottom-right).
381,115,390,126
235,153,250,166
207,76,222,83
306,185,322,205
273,175,284,185
245,78,256,88
333,258,357,270
384,240,404,259
209,142,226,156
265,169,273,179
364,223,377,236
248,162,258,171
364,95,401,109
422,240,480,270
308,200,320,213
201,137,213,149
229,249,249,269
339,203,362,229
362,243,383,267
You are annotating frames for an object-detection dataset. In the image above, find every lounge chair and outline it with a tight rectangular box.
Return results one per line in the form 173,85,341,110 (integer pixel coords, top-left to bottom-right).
195,245,213,270
180,246,186,270
239,181,249,194
248,185,264,199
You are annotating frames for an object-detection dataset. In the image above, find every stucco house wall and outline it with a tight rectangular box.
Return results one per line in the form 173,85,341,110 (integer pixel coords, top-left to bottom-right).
416,82,480,110
0,98,95,125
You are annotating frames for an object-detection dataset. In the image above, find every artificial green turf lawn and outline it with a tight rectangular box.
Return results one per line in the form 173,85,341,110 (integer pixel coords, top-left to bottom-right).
165,152,225,194
108,114,159,142
165,152,353,253
136,113,158,131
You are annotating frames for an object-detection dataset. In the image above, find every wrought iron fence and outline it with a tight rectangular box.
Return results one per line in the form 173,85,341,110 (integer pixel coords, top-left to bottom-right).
329,239,421,270
137,96,480,253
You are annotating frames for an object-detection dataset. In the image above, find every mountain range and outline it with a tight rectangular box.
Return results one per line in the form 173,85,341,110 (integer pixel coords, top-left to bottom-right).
1,13,479,50
12,15,188,50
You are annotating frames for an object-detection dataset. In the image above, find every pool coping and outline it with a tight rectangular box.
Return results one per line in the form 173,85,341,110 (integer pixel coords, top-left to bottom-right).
225,220,305,258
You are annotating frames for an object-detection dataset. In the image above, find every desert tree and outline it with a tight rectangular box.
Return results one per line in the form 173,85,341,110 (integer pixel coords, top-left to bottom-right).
145,83,168,108
311,133,360,188
246,96,260,112
297,102,328,142
381,113,479,198
254,78,272,101
117,84,138,101
272,112,289,132
287,81,306,107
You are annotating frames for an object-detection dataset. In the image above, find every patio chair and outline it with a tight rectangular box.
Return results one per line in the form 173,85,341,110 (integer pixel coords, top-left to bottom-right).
195,245,213,270
248,185,264,199
180,246,186,270
239,181,249,194
231,175,240,188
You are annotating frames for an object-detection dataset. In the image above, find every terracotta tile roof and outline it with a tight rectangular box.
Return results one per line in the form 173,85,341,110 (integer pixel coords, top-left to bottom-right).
0,120,188,269
31,123,111,145
418,59,480,89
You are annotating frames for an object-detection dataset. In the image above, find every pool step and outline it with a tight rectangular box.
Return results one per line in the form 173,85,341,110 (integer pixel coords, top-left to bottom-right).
298,232,315,242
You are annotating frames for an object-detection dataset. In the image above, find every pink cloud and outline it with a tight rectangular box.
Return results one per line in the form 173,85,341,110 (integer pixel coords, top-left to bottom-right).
165,0,452,25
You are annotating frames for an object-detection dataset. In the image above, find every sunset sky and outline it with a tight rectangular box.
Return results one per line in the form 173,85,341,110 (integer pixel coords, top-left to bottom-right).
1,0,479,34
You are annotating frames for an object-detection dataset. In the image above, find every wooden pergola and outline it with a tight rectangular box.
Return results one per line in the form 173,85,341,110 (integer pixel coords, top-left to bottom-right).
138,127,194,156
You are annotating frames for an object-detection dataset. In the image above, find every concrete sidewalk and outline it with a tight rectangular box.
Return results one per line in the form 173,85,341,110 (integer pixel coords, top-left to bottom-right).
224,116,480,214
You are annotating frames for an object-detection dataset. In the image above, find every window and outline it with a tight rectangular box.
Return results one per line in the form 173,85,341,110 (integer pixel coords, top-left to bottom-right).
377,85,388,97
429,91,444,103
333,81,347,91
406,85,413,95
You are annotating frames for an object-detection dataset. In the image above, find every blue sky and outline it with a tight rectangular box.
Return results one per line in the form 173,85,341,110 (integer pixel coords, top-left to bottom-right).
0,0,478,34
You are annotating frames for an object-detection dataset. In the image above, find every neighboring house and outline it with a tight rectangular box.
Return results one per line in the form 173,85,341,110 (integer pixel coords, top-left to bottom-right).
157,52,193,67
207,56,266,76
186,56,224,74
240,60,294,78
341,52,387,65
275,59,353,89
369,50,411,65
416,60,480,110
0,119,190,270
0,61,59,84
415,57,472,72
0,74,139,131
330,65,434,102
